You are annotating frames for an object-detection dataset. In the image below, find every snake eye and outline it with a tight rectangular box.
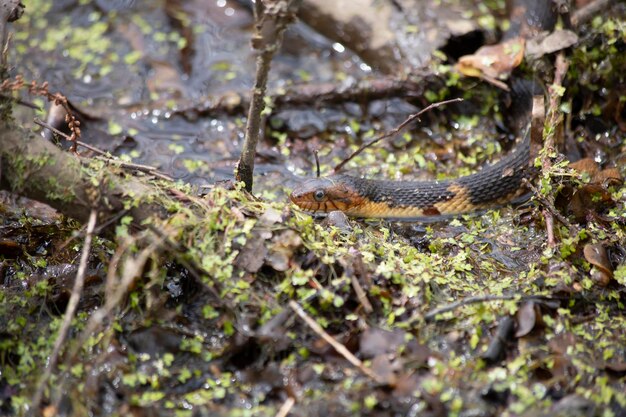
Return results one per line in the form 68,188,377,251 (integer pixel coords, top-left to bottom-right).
314,189,325,201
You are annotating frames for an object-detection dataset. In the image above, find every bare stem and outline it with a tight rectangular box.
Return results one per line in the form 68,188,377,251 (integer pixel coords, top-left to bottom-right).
288,300,384,383
333,97,463,173
236,0,298,192
30,209,98,415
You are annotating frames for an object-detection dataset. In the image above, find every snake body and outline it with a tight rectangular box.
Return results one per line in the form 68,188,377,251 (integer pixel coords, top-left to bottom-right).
289,0,554,220
289,126,531,220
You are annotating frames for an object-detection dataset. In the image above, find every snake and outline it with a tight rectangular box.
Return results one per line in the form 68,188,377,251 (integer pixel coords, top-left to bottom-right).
289,77,538,220
287,0,561,221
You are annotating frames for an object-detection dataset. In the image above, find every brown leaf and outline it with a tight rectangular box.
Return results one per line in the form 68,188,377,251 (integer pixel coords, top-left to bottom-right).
583,243,613,286
371,355,397,386
526,30,578,58
548,332,577,355
456,37,525,81
359,328,405,359
235,237,268,273
560,159,623,222
392,372,421,397
515,301,538,338
605,362,626,376
266,230,302,271
258,208,283,226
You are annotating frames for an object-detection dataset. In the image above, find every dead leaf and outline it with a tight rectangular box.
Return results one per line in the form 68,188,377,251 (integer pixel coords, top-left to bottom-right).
392,372,420,397
583,243,613,286
456,37,525,85
235,236,268,273
526,30,578,58
266,230,302,271
371,355,397,385
259,208,283,226
359,328,405,358
515,301,538,338
558,159,623,222
548,332,577,355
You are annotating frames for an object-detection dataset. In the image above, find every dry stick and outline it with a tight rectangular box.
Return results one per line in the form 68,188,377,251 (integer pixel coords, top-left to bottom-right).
333,97,463,173
572,0,615,27
0,1,24,69
522,178,574,231
0,93,39,109
274,397,296,417
539,54,571,243
236,0,297,192
350,274,373,314
314,149,321,178
51,235,166,413
34,118,174,181
30,209,98,415
424,294,551,322
288,300,384,383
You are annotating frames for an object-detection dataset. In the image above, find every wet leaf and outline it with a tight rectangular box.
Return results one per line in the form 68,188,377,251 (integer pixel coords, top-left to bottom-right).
235,237,268,273
583,243,613,286
559,159,623,222
526,30,578,58
258,208,283,226
359,328,405,359
266,230,302,271
370,354,396,385
515,301,539,338
456,37,525,85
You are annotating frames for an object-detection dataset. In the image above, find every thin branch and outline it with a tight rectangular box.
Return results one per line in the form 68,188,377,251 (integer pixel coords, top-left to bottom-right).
333,97,463,173
314,149,320,178
538,53,571,242
274,397,296,417
522,178,574,231
350,273,373,314
572,0,615,27
236,0,298,192
424,294,551,322
51,234,166,413
288,300,384,383
34,118,174,181
31,209,98,415
0,92,40,109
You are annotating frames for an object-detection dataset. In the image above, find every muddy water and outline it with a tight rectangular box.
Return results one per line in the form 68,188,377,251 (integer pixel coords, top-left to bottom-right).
12,0,382,198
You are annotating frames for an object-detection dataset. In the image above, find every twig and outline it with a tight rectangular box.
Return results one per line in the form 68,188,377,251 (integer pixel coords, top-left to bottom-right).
288,300,384,383
424,294,550,322
314,149,320,178
1,76,82,152
333,97,463,173
0,93,40,109
572,0,615,27
51,233,166,413
30,209,98,415
236,0,298,192
344,249,373,313
174,74,442,119
543,54,569,168
34,117,174,181
522,178,574,231
0,1,24,69
274,396,296,417
350,273,373,314
544,209,556,247
538,53,570,242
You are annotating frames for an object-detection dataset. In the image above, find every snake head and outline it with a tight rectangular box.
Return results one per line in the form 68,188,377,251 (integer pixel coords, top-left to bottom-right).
290,175,364,213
